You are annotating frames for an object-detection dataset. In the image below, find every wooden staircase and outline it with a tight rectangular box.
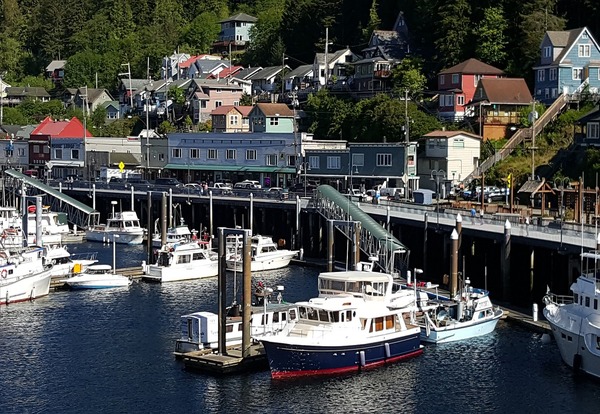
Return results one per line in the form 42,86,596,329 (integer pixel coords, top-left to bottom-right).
463,93,570,183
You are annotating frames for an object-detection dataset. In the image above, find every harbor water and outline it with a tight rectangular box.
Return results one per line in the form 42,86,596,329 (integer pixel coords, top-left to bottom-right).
1,242,600,413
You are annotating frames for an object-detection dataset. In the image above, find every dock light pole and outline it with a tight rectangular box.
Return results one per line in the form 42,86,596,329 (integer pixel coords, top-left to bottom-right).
412,268,423,306
430,170,446,228
553,177,571,249
112,234,120,274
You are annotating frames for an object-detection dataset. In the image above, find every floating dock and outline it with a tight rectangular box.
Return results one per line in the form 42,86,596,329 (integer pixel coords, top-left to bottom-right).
179,343,268,374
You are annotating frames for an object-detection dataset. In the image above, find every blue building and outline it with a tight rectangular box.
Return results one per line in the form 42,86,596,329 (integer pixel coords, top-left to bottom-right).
533,27,600,105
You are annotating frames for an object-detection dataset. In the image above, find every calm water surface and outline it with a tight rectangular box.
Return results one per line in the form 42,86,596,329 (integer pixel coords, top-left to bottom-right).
1,242,599,413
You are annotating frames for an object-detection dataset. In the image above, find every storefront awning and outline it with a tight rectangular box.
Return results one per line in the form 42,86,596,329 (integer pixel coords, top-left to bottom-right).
109,152,140,166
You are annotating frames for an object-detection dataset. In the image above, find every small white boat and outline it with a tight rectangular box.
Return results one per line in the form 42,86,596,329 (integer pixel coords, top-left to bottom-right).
86,210,144,245
44,245,98,278
408,278,503,344
27,205,70,235
151,222,192,248
544,250,600,378
0,247,53,305
143,241,218,282
256,270,423,378
60,264,131,289
226,235,298,272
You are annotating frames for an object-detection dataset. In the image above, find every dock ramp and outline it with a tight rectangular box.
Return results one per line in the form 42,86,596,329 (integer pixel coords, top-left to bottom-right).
314,185,409,275
3,169,99,228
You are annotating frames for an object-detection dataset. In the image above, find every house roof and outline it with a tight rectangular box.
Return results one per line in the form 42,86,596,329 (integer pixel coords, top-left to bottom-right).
102,101,120,111
254,103,293,117
6,87,50,98
189,78,243,91
219,13,257,23
474,78,532,105
78,87,113,103
577,106,600,123
235,67,263,80
46,60,66,72
548,28,597,65
423,130,481,140
248,66,286,81
362,30,409,60
439,58,505,75
315,48,351,65
179,56,202,69
210,105,253,116
285,65,313,80
31,117,93,138
209,66,243,79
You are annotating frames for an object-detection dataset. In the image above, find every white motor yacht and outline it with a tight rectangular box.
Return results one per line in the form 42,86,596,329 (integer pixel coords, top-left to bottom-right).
60,264,131,289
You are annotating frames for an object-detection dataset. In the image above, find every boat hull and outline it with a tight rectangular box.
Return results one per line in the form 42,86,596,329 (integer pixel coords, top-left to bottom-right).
226,251,297,272
420,311,502,343
0,270,52,305
86,230,144,245
261,331,422,379
143,262,218,282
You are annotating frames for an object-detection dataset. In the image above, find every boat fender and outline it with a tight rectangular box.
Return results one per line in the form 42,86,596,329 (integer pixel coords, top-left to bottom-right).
425,322,431,338
1,269,6,278
573,354,582,373
359,350,366,367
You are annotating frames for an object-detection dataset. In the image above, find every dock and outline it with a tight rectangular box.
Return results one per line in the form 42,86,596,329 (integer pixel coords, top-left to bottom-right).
178,343,268,374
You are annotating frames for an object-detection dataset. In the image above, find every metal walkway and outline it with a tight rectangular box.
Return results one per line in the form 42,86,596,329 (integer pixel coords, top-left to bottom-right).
314,185,409,275
4,169,98,228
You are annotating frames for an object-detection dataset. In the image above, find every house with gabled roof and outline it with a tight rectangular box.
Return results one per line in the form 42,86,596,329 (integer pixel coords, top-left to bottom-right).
249,66,289,95
437,58,505,121
102,101,121,122
212,13,258,54
210,105,253,133
469,78,533,140
533,27,600,104
575,106,600,146
313,47,358,88
352,11,410,97
248,103,294,133
284,65,313,92
208,66,244,81
4,86,51,106
188,60,229,79
186,79,244,124
46,60,67,84
162,52,191,81
74,87,114,114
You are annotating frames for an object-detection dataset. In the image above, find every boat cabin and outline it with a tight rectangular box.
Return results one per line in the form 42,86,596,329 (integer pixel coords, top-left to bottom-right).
317,271,393,300
107,212,141,230
155,243,214,267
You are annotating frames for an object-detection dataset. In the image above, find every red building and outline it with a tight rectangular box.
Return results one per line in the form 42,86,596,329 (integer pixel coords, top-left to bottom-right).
437,58,504,121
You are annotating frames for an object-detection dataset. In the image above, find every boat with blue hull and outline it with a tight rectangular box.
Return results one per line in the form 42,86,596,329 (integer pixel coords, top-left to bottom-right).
256,270,423,378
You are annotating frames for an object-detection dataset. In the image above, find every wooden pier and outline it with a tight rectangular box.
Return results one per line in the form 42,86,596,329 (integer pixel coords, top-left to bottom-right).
178,343,268,374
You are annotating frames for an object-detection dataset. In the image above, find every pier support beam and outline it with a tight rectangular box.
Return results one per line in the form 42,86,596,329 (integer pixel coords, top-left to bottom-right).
161,192,167,246
450,229,458,297
146,191,152,263
501,220,512,300
327,219,334,272
242,230,252,358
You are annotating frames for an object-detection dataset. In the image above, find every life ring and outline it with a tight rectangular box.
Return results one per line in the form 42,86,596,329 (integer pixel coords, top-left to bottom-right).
1,269,7,278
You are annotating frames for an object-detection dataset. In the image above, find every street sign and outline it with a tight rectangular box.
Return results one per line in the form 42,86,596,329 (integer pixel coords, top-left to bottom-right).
118,161,125,171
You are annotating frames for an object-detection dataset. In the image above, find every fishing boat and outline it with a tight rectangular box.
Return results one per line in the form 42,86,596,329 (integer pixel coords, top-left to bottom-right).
60,264,131,289
151,220,193,248
175,285,297,354
403,274,503,344
143,241,218,282
86,209,144,245
44,245,98,278
225,235,298,272
0,247,53,305
543,250,600,378
256,270,423,378
27,205,70,235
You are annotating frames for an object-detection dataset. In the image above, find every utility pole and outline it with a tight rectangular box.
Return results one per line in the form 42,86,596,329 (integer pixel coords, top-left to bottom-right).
404,89,410,201
529,100,538,180
324,27,329,88
119,63,134,112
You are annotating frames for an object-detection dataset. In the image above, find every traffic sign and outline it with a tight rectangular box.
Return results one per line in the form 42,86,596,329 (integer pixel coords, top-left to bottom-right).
119,161,125,171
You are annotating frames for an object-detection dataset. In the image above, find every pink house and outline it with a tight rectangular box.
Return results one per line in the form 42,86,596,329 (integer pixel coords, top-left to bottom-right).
210,105,253,132
187,79,244,124
437,58,504,121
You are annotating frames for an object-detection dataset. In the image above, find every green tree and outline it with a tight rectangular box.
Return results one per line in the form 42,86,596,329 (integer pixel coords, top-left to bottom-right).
361,0,380,43
240,92,253,106
158,120,176,135
181,12,222,54
2,107,28,125
391,58,427,99
91,106,107,129
305,89,353,140
474,6,508,67
434,0,471,68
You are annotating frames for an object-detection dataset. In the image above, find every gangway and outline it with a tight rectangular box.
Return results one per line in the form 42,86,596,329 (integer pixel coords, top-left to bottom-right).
314,185,409,275
3,169,99,228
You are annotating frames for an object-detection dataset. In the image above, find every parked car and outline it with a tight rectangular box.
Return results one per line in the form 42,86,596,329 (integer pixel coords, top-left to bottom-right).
265,187,288,199
154,177,183,187
211,182,232,190
234,180,262,190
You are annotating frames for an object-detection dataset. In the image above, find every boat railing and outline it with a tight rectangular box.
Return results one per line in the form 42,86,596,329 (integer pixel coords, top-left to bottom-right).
70,251,99,261
545,292,573,305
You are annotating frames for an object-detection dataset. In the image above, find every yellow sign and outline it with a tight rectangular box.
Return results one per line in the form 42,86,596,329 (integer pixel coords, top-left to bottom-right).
119,161,125,171
507,173,512,188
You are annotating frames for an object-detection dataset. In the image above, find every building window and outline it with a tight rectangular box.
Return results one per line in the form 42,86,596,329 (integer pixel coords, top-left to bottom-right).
452,74,459,84
287,155,296,166
190,149,200,159
309,156,320,169
453,138,465,148
573,68,583,80
327,156,341,169
54,149,62,159
446,95,453,107
474,74,482,87
352,153,364,167
17,148,25,157
266,154,277,166
159,154,165,161
544,46,552,58
439,75,445,85
270,117,279,126
376,153,392,166
226,149,236,160
208,149,217,160
172,148,182,158
544,88,550,99
579,44,591,57
230,115,239,126
33,145,39,154
537,70,545,82
549,68,557,81
551,88,558,98
246,149,257,160
71,149,79,159
457,95,465,106
588,122,600,139
215,101,222,108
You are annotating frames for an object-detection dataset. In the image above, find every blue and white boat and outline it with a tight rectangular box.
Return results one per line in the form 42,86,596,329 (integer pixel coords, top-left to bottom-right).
256,270,423,378
60,264,131,289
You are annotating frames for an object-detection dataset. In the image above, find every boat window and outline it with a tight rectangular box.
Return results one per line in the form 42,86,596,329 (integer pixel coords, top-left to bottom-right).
261,314,268,325
331,311,340,323
478,311,485,319
595,299,598,310
186,318,193,341
281,312,287,321
586,297,591,308
596,337,600,350
226,325,233,333
385,315,394,330
133,220,140,227
289,309,296,320
360,318,367,330
299,307,307,319
238,324,243,331
346,310,353,321
574,293,579,304
192,253,205,261
318,309,329,322
177,254,191,264
273,312,279,323
306,308,318,321
371,317,384,332
319,278,345,292
347,282,362,294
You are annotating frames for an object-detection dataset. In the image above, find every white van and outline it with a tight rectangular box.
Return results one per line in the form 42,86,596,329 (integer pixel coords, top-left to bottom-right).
234,180,261,189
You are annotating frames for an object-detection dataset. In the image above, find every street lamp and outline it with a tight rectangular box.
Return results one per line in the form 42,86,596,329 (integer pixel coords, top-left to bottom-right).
430,169,446,227
349,161,359,197
553,177,571,249
144,80,153,180
300,157,311,197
